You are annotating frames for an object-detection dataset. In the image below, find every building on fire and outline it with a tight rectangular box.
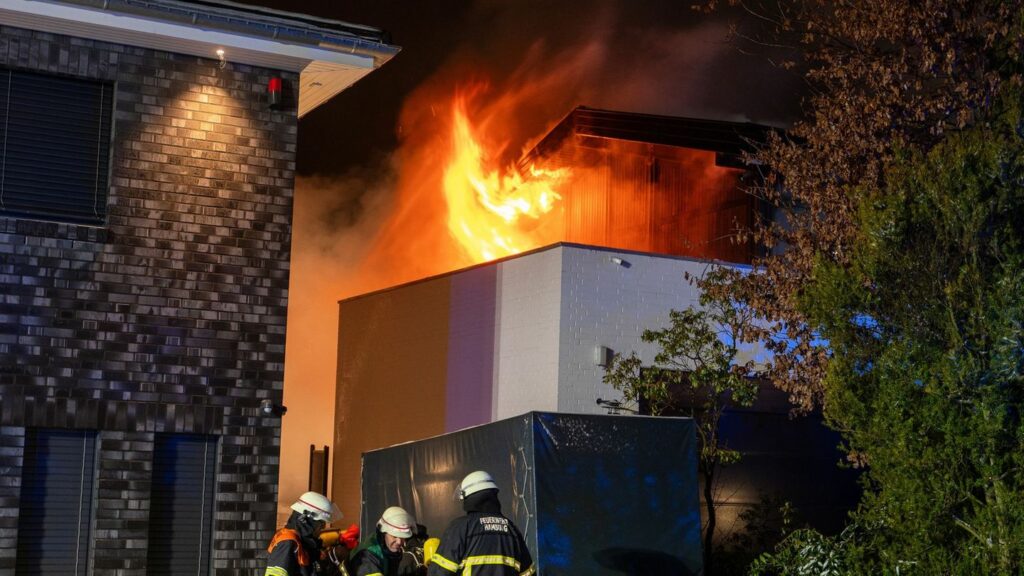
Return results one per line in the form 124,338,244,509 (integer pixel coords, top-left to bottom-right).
0,0,396,574
333,107,859,545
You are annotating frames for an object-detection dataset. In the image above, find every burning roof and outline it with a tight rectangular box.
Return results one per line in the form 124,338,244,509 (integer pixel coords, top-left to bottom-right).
346,99,774,300
522,106,776,170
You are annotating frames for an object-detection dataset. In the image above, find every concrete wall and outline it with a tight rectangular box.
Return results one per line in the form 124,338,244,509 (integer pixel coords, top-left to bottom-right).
0,25,298,576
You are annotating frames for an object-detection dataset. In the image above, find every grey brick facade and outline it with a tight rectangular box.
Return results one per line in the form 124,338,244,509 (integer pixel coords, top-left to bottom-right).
0,24,297,575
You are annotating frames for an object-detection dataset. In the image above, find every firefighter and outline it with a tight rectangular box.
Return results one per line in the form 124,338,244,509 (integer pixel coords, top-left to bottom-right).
427,471,534,576
265,491,343,576
349,506,420,576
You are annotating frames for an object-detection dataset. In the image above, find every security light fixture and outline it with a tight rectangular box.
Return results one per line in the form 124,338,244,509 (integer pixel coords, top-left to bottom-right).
260,399,287,417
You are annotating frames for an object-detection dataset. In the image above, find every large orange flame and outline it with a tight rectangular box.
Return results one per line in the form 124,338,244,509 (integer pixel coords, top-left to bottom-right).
442,96,570,262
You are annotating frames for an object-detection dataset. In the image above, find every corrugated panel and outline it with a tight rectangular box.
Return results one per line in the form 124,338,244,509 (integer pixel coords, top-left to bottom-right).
560,145,608,248
554,140,751,262
147,434,218,576
606,146,652,251
524,106,774,167
16,429,96,576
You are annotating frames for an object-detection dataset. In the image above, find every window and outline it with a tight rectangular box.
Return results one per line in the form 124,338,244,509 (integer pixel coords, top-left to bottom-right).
0,68,113,225
16,429,97,576
148,434,218,576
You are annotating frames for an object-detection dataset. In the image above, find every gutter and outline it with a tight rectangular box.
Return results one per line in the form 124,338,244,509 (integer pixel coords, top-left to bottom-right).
53,0,400,67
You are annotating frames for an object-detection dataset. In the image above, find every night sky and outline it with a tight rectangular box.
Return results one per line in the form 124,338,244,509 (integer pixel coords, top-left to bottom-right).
240,0,804,177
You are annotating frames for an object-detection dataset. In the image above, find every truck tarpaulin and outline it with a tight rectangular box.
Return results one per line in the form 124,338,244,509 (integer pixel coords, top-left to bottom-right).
360,411,702,575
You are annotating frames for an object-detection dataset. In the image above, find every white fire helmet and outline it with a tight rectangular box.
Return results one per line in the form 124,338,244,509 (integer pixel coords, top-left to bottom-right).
291,491,342,524
378,506,415,539
457,470,498,500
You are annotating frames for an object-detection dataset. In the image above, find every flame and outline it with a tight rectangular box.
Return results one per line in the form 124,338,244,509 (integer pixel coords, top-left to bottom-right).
442,96,570,262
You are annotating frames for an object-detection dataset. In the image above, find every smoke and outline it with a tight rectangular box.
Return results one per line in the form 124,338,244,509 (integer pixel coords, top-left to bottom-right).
277,161,398,515
278,0,801,514
291,2,795,297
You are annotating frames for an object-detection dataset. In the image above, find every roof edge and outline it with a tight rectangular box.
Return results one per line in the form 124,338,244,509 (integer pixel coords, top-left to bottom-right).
338,242,750,305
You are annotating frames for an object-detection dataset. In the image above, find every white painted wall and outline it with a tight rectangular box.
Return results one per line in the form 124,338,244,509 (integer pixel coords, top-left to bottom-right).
555,245,720,414
492,247,564,419
484,243,740,419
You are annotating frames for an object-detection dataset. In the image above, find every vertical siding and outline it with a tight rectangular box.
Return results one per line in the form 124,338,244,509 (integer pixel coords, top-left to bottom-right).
554,139,752,263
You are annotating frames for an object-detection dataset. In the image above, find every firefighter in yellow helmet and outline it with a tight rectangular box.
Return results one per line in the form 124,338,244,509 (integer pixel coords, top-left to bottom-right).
349,506,421,576
265,491,343,576
427,471,534,576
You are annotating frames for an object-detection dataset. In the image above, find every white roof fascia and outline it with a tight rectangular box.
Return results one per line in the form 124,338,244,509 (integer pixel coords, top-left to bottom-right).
0,0,375,70
0,0,398,116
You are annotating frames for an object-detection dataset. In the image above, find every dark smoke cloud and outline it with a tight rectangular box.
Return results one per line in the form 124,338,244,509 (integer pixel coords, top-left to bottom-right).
283,0,802,177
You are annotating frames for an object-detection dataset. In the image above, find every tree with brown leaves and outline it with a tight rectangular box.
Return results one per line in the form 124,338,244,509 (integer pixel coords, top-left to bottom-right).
697,1,1024,573
701,0,1023,413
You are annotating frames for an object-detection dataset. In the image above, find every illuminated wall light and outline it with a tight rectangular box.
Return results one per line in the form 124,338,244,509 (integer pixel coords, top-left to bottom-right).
215,48,226,70
268,76,284,110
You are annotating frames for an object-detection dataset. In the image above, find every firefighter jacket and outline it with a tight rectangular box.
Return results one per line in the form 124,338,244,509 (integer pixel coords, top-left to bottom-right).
265,528,317,576
349,531,408,576
427,512,534,576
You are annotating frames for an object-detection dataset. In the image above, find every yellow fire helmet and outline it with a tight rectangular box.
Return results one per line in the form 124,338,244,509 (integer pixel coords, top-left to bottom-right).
423,537,440,565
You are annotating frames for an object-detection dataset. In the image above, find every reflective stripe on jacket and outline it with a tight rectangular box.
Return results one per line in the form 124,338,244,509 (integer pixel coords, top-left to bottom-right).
427,512,533,576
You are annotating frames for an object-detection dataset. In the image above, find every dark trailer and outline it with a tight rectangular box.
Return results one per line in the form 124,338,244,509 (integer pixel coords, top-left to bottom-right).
360,411,703,575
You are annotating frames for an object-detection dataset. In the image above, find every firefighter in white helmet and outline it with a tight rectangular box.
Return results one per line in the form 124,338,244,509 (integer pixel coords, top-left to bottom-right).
349,505,420,576
428,471,534,576
265,491,343,576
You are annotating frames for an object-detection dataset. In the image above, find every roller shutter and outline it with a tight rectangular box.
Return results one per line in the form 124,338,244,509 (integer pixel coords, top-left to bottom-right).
147,434,218,576
0,68,113,224
16,429,97,576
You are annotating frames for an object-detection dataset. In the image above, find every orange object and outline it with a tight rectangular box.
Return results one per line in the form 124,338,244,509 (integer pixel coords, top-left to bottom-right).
268,529,311,566
318,523,360,550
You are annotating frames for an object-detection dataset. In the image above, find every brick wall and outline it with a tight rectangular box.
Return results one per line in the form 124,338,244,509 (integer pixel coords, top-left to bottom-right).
0,428,23,574
0,24,298,575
